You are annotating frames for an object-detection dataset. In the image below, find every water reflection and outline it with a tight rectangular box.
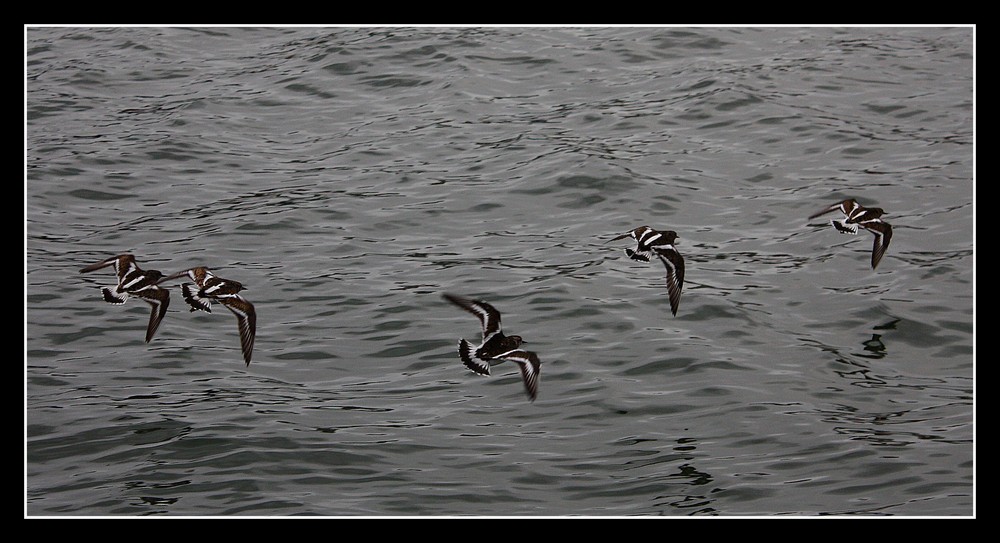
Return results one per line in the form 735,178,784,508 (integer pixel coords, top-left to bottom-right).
653,436,718,515
26,25,973,516
861,334,886,358
848,317,900,363
833,362,887,387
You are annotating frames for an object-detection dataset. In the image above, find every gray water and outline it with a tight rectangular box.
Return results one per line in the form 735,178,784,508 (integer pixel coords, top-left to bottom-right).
26,26,974,516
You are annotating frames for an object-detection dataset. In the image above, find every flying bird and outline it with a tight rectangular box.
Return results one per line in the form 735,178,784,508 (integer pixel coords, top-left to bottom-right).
158,267,256,366
79,254,170,343
808,198,893,270
606,226,678,263
607,226,685,316
442,293,541,401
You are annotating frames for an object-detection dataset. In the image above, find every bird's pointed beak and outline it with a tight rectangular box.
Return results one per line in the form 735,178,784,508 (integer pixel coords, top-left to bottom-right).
157,271,187,283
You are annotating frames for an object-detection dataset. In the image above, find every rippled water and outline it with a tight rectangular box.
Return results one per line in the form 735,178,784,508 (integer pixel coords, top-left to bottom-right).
26,26,974,516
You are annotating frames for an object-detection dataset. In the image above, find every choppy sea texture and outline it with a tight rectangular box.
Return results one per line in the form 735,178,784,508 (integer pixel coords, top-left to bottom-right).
26,26,973,516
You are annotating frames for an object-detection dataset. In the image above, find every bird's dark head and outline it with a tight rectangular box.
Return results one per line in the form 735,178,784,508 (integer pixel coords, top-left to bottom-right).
145,270,164,281
509,335,524,347
661,230,679,244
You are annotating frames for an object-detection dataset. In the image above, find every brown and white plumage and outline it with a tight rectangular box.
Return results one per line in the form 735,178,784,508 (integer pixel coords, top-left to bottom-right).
606,226,679,263
608,226,685,316
497,350,541,402
443,293,523,374
652,246,685,317
159,266,256,366
80,254,171,343
809,198,893,270
218,296,256,367
134,287,171,343
443,293,539,401
863,220,893,271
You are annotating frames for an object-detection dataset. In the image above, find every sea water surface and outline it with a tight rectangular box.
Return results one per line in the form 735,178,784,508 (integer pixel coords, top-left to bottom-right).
26,26,974,516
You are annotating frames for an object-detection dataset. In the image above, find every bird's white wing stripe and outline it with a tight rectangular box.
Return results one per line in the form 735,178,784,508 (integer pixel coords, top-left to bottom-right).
642,232,662,245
